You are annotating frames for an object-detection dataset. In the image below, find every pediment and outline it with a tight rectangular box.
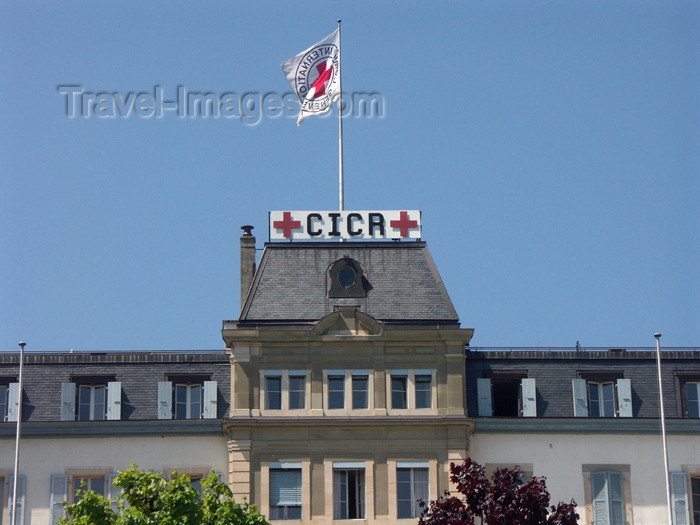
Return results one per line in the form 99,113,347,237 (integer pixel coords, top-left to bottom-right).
311,308,382,336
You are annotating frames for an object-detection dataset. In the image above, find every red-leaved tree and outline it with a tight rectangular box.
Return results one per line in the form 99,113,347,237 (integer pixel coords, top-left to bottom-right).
418,458,579,525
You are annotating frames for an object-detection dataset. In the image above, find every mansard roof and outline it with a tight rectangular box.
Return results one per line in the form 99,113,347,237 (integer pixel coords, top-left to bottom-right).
237,241,460,328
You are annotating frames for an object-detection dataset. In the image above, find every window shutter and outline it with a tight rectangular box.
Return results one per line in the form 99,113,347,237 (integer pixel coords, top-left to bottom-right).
270,469,302,506
7,383,20,422
521,378,537,417
49,474,67,524
107,473,121,512
616,379,632,417
9,474,26,525
670,471,690,525
158,381,172,420
107,381,122,420
608,472,625,525
203,381,217,419
572,379,588,417
591,472,610,525
60,382,76,421
476,378,492,416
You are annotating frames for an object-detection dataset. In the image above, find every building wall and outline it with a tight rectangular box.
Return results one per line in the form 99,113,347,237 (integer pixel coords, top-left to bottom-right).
470,431,700,525
0,434,229,525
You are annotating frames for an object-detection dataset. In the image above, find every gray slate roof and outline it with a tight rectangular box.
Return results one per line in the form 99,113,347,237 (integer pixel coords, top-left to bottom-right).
239,242,459,326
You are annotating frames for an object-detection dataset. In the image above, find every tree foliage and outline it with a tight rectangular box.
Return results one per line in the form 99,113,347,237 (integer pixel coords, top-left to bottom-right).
59,466,269,525
418,458,579,525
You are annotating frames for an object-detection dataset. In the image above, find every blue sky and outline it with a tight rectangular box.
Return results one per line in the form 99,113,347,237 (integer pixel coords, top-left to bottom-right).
1,1,698,351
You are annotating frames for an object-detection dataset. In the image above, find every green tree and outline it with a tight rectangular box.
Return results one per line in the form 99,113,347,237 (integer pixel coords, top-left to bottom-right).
59,466,269,525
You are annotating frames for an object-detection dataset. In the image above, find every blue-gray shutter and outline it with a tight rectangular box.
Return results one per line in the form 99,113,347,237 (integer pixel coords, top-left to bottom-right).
608,472,625,525
60,382,76,421
107,473,121,512
671,471,690,525
476,378,492,416
591,472,610,525
203,381,217,419
572,379,588,417
158,381,172,420
107,381,122,420
49,474,67,524
616,379,632,417
521,378,537,417
8,474,26,525
7,383,20,422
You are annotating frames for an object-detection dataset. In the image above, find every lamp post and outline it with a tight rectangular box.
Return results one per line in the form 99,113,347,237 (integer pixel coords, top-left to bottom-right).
655,333,672,525
11,341,25,525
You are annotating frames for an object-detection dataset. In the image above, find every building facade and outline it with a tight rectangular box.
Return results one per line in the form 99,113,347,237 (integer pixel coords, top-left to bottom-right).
0,228,698,524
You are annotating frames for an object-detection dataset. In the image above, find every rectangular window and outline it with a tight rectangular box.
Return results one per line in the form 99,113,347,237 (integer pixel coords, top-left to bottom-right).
73,477,105,503
269,468,302,520
397,467,429,519
175,383,202,419
328,374,345,410
78,385,106,421
591,471,626,525
415,373,432,409
588,381,616,418
691,476,700,525
288,373,305,410
333,468,365,519
686,382,699,418
391,372,408,410
352,375,369,410
0,384,7,422
266,376,282,410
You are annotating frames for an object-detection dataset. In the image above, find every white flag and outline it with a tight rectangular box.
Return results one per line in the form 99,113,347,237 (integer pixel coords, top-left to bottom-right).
281,29,340,125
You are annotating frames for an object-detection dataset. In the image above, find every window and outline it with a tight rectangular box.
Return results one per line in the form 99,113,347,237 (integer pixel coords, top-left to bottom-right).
266,375,282,410
78,385,106,421
333,464,365,519
352,373,369,410
397,465,429,519
289,373,305,410
61,380,121,421
679,378,700,418
476,377,536,417
328,257,367,298
158,380,217,420
175,384,202,419
0,382,17,422
269,466,302,520
572,378,632,418
415,374,432,409
591,472,626,525
0,384,7,422
73,477,105,502
391,372,408,410
328,373,345,410
588,382,616,418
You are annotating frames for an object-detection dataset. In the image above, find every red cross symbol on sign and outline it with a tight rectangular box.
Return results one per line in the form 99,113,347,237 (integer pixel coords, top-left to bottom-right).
310,62,333,99
389,211,419,237
273,211,302,239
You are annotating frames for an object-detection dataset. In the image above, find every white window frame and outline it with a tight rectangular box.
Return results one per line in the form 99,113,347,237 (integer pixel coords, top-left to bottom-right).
573,379,632,418
261,371,310,415
322,370,375,415
261,461,310,522
174,383,203,420
685,382,699,418
387,370,437,414
332,462,366,520
393,461,432,521
78,384,107,421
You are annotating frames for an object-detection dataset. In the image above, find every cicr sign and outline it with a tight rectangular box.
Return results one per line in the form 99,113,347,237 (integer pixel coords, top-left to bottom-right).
269,210,421,241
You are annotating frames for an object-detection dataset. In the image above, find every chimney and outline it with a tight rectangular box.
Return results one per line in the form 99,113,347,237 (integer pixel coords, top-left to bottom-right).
240,225,256,313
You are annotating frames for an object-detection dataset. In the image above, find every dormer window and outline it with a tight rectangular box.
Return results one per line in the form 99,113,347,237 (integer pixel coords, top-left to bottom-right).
328,257,368,298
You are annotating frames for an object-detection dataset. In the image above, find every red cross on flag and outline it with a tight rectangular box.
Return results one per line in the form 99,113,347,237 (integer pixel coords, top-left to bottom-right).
281,29,341,125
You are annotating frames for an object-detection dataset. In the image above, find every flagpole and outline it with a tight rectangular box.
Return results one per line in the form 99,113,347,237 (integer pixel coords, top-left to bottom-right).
11,341,25,525
337,19,344,211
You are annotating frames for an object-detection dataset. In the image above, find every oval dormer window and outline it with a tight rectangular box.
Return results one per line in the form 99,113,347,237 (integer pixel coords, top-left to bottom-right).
328,257,368,298
338,265,356,288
